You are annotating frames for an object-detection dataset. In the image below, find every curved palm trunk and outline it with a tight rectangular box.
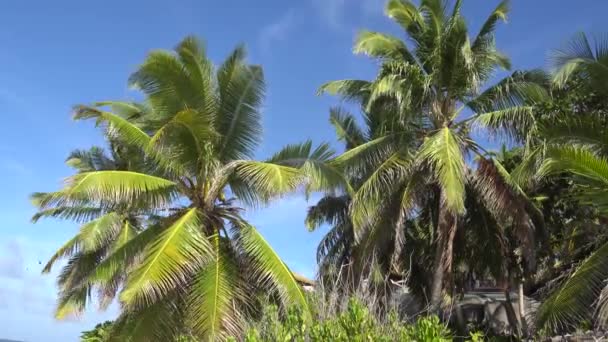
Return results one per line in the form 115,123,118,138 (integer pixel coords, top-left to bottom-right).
430,202,457,311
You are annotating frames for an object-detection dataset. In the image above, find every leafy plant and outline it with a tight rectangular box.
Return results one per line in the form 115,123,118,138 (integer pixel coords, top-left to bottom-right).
33,36,340,341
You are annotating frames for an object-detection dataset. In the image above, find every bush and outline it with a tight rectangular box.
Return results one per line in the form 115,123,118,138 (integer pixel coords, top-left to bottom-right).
236,298,452,341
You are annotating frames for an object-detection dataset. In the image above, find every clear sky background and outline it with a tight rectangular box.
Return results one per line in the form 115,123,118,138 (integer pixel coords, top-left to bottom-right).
0,0,605,341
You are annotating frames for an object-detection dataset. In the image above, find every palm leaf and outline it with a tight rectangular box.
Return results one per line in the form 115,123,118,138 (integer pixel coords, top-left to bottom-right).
537,241,608,333
230,161,302,205
121,208,212,308
73,105,152,151
329,107,367,149
268,140,351,195
235,223,310,319
217,55,264,161
187,235,244,339
42,235,81,274
78,212,123,253
354,30,417,64
472,0,509,49
419,127,466,214
64,171,178,208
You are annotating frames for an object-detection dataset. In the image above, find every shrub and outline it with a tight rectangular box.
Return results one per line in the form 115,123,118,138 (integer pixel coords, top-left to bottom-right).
236,298,452,341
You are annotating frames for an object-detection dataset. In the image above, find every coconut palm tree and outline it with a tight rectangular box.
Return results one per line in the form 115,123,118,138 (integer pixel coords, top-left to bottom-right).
525,32,608,333
32,36,337,340
318,0,547,310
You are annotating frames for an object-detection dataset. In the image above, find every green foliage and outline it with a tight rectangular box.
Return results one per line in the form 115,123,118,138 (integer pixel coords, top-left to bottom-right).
237,298,451,342
34,36,326,340
80,321,113,342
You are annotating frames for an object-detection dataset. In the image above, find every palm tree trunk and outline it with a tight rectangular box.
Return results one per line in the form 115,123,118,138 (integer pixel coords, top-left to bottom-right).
430,202,457,311
518,280,529,337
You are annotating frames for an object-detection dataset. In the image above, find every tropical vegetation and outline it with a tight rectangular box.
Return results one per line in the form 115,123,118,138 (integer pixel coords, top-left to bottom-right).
27,0,608,341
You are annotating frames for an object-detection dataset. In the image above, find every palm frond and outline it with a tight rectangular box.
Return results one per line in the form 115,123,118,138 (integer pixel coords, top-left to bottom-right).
305,195,349,231
354,31,417,64
63,171,178,208
42,235,81,274
329,107,367,149
317,79,372,103
350,152,411,235
73,105,152,151
472,0,509,49
230,161,302,206
187,235,244,339
121,208,212,308
268,140,350,195
217,58,264,161
234,223,310,319
473,106,536,142
537,241,608,333
78,212,123,253
31,206,103,223
419,127,466,214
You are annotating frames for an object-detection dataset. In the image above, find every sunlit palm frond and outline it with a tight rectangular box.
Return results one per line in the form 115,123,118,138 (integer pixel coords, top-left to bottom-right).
467,70,550,113
385,0,425,42
234,223,310,319
420,127,466,214
354,30,417,64
473,106,536,142
78,212,123,253
317,79,372,104
551,32,608,92
121,208,212,308
230,161,302,206
74,105,152,151
216,59,264,161
268,140,350,195
472,0,509,49
187,235,244,339
64,171,178,208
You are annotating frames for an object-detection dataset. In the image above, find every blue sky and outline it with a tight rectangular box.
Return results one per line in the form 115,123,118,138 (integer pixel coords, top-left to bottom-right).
0,0,605,340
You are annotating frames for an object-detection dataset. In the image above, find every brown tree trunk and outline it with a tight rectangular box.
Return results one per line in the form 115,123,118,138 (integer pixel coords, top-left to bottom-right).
430,202,457,312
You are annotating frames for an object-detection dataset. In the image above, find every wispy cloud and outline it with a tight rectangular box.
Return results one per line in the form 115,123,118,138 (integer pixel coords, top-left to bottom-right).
312,0,346,29
311,0,384,30
0,239,25,280
258,9,297,55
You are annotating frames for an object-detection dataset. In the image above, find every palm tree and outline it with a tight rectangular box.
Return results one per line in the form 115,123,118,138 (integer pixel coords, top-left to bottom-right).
319,0,547,310
32,36,336,340
524,32,608,333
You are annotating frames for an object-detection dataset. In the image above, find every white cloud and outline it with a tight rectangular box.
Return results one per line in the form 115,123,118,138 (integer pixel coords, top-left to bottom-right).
311,0,384,30
258,9,297,54
312,0,346,29
0,236,119,341
0,239,25,280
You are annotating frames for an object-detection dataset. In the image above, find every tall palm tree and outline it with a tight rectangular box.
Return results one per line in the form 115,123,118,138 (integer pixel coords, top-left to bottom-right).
319,0,547,309
525,32,608,333
32,36,336,340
